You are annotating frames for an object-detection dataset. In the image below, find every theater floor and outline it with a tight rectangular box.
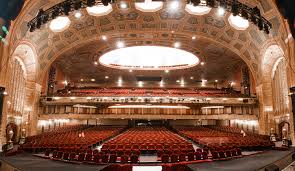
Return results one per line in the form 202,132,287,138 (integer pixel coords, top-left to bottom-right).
0,149,294,171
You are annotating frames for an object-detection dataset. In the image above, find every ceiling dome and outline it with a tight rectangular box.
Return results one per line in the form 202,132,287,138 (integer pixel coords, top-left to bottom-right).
98,46,200,70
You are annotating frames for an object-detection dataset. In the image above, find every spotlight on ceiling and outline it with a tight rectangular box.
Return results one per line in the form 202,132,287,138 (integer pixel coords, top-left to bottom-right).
87,0,96,7
63,1,71,16
105,76,109,79
206,0,215,7
231,0,239,16
192,36,196,40
215,80,218,82
116,41,125,48
188,0,201,6
165,70,169,73
94,61,98,65
91,78,95,82
101,0,112,6
174,42,181,48
101,35,107,40
74,11,82,19
200,62,205,65
169,1,180,11
129,69,133,72
217,7,225,16
120,2,128,9
138,81,144,87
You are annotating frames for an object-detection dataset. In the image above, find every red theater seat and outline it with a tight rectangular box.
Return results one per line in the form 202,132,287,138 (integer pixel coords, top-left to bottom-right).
130,155,139,163
161,154,170,163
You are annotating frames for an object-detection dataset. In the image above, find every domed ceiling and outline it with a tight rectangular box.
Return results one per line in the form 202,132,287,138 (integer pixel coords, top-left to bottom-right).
10,0,289,85
53,36,246,87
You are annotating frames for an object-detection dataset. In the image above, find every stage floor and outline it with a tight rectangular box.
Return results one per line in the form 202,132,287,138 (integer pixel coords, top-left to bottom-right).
0,149,294,171
188,149,294,171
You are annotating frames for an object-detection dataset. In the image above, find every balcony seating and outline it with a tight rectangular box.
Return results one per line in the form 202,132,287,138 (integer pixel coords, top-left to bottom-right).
55,87,246,98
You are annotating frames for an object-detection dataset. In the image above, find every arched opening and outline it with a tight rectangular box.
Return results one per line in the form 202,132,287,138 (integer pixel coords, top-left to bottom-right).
259,44,290,136
10,42,38,137
278,121,290,140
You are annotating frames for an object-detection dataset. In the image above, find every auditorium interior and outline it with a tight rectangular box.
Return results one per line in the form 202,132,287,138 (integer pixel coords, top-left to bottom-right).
0,0,295,171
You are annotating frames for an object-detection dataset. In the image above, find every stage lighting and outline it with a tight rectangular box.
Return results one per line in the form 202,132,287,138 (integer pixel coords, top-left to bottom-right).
241,8,249,20
51,8,60,19
189,0,201,6
87,0,96,7
29,23,36,32
219,0,226,9
206,0,215,8
63,1,71,15
264,25,270,34
231,0,239,16
258,18,264,30
102,0,111,6
42,14,49,24
250,15,257,24
36,17,42,29
74,0,82,10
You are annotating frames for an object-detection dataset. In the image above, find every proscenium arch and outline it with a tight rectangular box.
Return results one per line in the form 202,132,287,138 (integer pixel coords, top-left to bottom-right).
38,31,258,86
10,0,286,84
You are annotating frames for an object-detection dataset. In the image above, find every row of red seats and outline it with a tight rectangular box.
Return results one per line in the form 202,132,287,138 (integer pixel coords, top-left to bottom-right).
48,150,139,163
175,126,273,151
102,127,194,153
55,87,244,98
22,126,125,151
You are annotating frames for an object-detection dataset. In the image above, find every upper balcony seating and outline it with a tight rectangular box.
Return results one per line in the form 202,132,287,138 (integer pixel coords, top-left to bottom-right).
54,87,246,98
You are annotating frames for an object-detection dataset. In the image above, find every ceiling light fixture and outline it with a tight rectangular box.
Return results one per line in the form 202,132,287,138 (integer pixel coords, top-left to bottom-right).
200,62,205,65
105,76,109,79
101,35,107,40
86,4,113,16
165,70,169,73
174,42,181,48
94,61,98,65
138,81,144,87
192,36,196,40
49,16,71,32
169,1,180,11
91,78,95,82
116,41,125,48
228,14,249,30
129,69,133,72
74,11,82,19
217,7,225,16
120,2,128,9
135,0,163,12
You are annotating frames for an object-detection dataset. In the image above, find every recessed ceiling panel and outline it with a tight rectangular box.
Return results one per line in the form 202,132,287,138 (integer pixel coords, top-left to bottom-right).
99,46,200,70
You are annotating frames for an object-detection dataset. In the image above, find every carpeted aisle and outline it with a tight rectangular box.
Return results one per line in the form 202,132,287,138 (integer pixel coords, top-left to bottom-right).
188,150,293,171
